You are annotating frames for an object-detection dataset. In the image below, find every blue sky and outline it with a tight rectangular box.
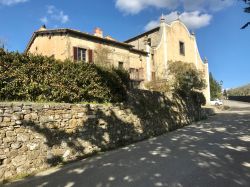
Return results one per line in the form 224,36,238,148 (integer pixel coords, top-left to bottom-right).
0,0,249,89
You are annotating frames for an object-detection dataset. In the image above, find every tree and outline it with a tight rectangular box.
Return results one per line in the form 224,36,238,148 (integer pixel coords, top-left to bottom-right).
241,0,250,29
168,61,206,93
227,84,250,96
223,89,228,99
209,72,222,99
145,61,206,95
0,38,5,48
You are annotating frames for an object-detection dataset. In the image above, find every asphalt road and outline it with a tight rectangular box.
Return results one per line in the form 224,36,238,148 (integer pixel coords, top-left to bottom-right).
6,101,250,187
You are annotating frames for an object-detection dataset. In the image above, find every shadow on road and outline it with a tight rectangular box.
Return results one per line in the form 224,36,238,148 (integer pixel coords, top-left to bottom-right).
7,109,250,187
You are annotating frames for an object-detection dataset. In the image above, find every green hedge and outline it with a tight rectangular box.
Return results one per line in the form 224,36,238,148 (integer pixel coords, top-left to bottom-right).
0,49,130,103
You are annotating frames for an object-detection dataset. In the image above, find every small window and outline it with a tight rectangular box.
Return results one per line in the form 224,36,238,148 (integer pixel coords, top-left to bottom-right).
118,61,124,69
147,38,152,46
129,68,138,80
139,68,144,80
77,48,86,62
179,41,185,56
74,47,87,62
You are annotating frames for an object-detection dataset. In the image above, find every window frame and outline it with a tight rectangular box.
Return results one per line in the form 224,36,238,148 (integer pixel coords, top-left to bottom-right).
118,61,124,69
179,41,185,56
77,48,87,62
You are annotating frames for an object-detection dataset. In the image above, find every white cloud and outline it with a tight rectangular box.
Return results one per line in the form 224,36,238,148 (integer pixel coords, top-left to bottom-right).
183,0,234,12
144,11,212,31
40,5,69,25
115,0,178,15
40,17,48,24
47,5,56,14
51,11,69,24
115,0,234,14
0,0,28,6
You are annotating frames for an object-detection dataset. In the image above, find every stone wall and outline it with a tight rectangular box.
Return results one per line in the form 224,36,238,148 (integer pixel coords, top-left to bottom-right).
0,90,207,182
229,96,250,103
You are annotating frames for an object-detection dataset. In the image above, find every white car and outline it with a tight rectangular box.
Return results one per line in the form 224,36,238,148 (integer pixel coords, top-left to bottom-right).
210,99,223,106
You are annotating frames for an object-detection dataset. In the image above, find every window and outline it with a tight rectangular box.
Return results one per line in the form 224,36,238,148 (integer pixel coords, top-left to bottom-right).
129,68,144,80
139,68,144,80
129,68,138,80
73,47,87,62
118,61,124,69
179,41,185,56
77,48,86,62
147,38,152,46
152,72,156,81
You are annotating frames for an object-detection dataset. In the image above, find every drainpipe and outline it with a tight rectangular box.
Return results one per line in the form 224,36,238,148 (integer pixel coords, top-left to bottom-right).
192,32,199,69
204,58,211,102
146,43,151,81
160,15,168,79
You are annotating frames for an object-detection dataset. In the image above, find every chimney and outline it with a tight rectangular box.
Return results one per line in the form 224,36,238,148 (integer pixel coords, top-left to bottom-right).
38,25,47,31
94,27,103,38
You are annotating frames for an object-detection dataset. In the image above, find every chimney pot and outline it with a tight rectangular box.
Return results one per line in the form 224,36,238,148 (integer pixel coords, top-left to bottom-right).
94,27,103,38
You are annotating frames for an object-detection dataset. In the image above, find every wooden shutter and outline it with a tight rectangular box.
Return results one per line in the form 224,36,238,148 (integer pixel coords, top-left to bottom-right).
88,49,93,63
152,72,156,81
73,47,78,61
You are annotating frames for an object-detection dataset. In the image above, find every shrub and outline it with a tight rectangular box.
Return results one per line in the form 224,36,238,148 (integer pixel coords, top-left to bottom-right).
190,91,206,106
145,61,206,96
145,80,171,93
112,68,130,88
168,61,206,94
0,49,128,103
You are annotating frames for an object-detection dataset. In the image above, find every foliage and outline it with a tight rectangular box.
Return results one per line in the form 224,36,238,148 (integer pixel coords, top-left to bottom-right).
242,0,250,13
0,39,4,48
145,80,171,93
227,84,250,96
168,61,206,94
190,91,206,106
209,72,222,99
145,61,207,105
240,0,250,29
112,68,130,88
0,48,129,103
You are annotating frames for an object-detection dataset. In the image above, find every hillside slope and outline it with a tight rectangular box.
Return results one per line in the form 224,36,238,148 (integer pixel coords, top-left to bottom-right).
228,84,250,96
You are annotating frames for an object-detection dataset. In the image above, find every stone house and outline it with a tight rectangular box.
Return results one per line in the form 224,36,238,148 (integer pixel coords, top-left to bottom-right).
25,27,147,82
25,16,210,101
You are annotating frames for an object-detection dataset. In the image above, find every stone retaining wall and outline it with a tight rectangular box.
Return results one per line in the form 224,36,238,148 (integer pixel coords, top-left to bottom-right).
0,91,207,182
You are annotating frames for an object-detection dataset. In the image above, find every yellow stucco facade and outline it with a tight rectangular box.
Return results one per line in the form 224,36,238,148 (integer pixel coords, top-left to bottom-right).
26,28,147,81
125,18,211,102
26,18,210,102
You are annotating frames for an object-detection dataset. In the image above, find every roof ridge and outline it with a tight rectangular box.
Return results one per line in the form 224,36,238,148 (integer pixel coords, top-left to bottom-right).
25,28,148,55
124,27,160,43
